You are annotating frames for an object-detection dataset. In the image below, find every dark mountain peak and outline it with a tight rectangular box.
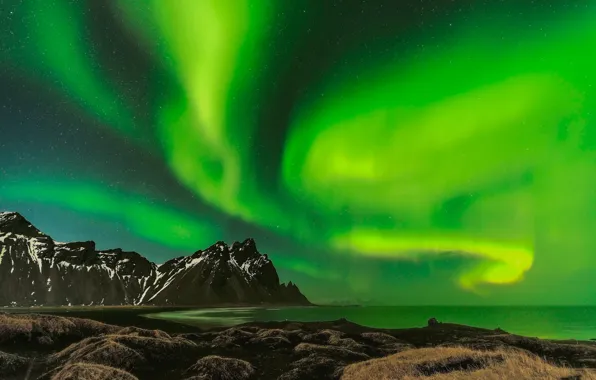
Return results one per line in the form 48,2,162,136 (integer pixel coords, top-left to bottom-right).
57,240,96,251
141,238,310,306
0,211,45,237
242,237,257,250
279,281,309,304
100,248,124,255
214,240,229,250
190,249,203,259
200,241,229,253
230,237,261,266
230,237,257,251
54,240,101,266
0,211,21,219
203,241,230,261
158,256,186,273
98,249,154,277
98,248,146,262
0,211,310,307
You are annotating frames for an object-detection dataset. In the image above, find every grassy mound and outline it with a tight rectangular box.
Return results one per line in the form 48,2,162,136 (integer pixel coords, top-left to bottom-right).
341,346,596,380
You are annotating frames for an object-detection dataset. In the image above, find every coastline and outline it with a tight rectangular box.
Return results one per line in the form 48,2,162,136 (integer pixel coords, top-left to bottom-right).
4,304,596,342
1,304,317,334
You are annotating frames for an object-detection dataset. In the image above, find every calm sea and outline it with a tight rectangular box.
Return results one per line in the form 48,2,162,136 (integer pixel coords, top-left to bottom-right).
143,306,596,341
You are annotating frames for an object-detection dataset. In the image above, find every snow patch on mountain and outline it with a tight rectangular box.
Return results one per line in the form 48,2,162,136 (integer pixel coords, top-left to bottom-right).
0,212,310,307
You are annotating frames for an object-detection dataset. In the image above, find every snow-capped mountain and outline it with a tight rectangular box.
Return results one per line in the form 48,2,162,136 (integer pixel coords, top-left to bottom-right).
0,212,310,307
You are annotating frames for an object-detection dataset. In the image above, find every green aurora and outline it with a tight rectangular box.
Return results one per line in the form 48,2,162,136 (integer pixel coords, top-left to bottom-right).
1,0,596,304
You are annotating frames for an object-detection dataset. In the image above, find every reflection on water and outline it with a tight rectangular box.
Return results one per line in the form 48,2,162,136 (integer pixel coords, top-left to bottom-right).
143,306,596,341
144,307,262,328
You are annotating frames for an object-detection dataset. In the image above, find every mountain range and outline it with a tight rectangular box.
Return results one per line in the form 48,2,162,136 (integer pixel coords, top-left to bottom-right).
0,211,310,307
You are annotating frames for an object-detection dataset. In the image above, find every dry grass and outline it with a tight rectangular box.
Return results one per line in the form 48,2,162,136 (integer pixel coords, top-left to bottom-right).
295,342,370,362
0,313,118,345
301,329,367,353
50,336,146,371
50,333,197,370
341,346,596,380
51,362,138,380
360,332,402,345
184,355,255,380
0,350,29,374
254,328,288,339
113,326,171,339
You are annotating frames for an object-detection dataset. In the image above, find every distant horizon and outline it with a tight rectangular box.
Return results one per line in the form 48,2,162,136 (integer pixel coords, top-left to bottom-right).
314,303,596,308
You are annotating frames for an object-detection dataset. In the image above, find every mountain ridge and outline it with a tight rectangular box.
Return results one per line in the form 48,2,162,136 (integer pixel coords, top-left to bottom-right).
0,211,310,307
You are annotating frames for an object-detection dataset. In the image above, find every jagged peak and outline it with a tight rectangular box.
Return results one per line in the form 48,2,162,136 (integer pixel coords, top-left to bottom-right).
0,223,311,306
0,211,46,237
231,238,257,249
98,249,151,270
162,256,185,265
203,240,229,252
230,237,262,266
0,211,21,219
215,241,229,251
56,240,96,251
99,248,124,255
98,248,145,259
192,241,231,260
241,237,257,249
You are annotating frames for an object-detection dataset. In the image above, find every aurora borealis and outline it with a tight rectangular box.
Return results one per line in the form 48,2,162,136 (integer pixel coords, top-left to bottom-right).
1,0,596,305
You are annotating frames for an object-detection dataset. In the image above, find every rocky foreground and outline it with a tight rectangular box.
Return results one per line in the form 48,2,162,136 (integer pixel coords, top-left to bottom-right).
1,313,596,380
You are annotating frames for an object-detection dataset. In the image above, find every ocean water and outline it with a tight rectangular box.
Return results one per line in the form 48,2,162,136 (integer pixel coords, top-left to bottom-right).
143,306,596,341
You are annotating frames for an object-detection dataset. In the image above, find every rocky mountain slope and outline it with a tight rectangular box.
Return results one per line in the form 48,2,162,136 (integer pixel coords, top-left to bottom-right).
0,211,310,307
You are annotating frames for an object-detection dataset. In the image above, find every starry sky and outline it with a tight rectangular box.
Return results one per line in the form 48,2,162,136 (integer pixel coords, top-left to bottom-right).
1,0,596,305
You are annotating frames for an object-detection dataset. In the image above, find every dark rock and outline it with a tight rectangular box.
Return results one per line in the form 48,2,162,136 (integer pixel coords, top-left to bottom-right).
428,317,440,326
230,238,259,267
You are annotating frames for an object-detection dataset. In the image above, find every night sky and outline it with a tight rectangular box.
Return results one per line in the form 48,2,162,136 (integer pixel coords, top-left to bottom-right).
1,0,596,305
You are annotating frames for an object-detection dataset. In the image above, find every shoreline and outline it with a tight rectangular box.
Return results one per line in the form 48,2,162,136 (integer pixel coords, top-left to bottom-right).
1,304,318,334
3,305,596,343
2,303,314,310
